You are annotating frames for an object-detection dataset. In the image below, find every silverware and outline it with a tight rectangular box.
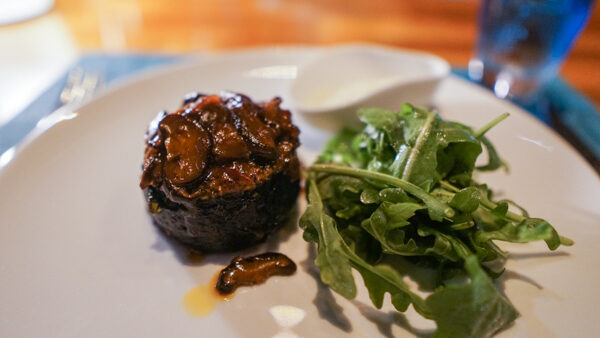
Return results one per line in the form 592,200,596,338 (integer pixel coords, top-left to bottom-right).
59,67,103,106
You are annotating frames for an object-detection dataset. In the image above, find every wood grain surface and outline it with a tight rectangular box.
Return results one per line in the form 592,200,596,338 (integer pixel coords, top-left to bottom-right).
51,0,600,106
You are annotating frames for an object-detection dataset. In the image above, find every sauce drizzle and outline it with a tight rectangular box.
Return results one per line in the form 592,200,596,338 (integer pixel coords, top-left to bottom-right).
183,272,233,317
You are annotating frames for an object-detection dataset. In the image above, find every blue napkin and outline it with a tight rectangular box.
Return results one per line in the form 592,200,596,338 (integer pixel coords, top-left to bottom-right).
2,54,599,167
452,69,600,164
545,78,600,161
0,54,182,156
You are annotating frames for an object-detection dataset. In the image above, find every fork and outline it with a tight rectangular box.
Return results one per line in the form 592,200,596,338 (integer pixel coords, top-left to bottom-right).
32,68,104,131
59,67,104,106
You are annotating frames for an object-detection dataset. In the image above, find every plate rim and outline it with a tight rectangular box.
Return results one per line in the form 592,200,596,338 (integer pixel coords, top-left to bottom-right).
1,44,597,181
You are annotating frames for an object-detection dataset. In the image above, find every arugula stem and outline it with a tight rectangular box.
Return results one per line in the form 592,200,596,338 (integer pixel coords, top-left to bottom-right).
433,190,455,198
440,180,525,223
473,113,510,139
441,180,572,245
310,164,455,218
439,180,459,192
479,199,526,223
402,112,436,181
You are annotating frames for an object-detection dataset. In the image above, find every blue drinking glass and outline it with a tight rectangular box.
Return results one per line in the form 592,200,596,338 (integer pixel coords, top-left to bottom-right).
469,0,595,103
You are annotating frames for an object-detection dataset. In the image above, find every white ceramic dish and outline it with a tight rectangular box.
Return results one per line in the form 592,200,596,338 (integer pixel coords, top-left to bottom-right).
289,44,449,116
1,46,599,338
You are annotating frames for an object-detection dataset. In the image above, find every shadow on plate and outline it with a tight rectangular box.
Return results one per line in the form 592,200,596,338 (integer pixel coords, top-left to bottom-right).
301,243,436,337
497,269,543,291
352,300,433,338
300,241,570,337
301,243,353,333
149,205,300,268
509,250,570,261
494,250,571,293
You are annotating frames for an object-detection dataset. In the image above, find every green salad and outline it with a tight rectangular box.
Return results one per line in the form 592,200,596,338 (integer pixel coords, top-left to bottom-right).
299,104,573,338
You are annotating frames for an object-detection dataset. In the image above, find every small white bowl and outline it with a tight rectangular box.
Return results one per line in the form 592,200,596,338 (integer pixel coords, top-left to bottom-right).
289,44,450,126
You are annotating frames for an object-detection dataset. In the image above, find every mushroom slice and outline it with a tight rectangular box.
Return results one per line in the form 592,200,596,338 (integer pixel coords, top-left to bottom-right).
212,122,250,161
225,93,277,159
159,114,211,185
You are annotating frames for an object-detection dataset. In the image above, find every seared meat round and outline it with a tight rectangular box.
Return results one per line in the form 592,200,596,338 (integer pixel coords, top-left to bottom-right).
140,92,300,252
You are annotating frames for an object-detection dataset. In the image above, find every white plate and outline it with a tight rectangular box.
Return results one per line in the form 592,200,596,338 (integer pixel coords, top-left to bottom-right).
1,46,599,338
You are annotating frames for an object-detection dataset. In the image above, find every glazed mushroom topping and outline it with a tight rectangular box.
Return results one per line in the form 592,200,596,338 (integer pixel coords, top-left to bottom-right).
211,122,251,161
160,114,211,185
216,253,297,294
140,92,300,199
225,94,277,160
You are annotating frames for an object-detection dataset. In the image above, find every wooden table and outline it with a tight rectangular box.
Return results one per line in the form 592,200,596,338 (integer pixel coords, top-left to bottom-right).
50,0,600,107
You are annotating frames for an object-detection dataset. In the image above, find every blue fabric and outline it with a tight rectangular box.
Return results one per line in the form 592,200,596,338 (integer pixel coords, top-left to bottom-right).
545,78,600,160
452,68,600,160
2,54,598,162
0,54,182,155
451,68,554,124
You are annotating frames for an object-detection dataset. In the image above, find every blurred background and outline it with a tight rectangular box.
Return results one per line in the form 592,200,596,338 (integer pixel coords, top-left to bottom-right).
1,0,598,162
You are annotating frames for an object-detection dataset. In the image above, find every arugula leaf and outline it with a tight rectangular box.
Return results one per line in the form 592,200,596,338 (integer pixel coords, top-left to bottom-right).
370,202,423,232
361,202,426,256
398,108,440,191
358,108,401,137
340,225,382,264
449,187,481,213
475,218,564,250
303,175,520,337
427,256,518,338
301,179,432,317
300,180,357,299
418,226,471,261
355,263,412,312
300,106,573,337
310,164,454,221
319,127,366,168
478,135,509,172
436,120,482,186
